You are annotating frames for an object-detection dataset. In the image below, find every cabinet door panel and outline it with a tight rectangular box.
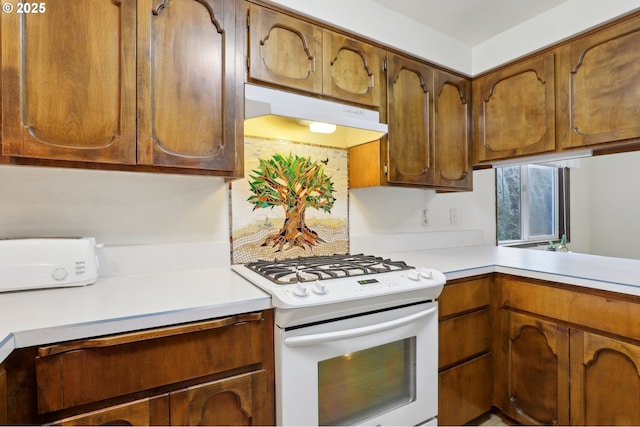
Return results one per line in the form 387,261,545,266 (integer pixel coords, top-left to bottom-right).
137,0,240,171
434,70,471,189
439,310,490,369
51,395,169,426
474,52,555,162
323,32,382,107
170,370,268,426
570,330,640,426
248,4,323,94
1,0,137,164
386,54,434,185
560,16,640,148
439,354,492,426
500,311,569,426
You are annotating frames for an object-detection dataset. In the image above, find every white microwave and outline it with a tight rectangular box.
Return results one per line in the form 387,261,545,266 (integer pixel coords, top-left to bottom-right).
0,237,99,292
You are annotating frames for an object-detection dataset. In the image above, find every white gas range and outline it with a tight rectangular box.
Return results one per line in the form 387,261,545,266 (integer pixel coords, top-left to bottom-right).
232,253,446,426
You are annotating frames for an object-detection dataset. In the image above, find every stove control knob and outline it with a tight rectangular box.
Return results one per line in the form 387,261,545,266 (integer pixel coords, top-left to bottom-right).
420,269,434,280
293,282,309,297
312,280,328,295
408,270,420,281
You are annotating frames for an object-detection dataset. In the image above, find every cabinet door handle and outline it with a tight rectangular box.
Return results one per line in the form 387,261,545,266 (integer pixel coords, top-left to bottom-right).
284,306,436,347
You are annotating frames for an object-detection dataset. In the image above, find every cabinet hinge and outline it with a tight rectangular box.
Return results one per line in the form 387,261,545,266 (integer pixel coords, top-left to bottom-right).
246,14,250,29
383,163,388,175
246,56,250,71
383,59,388,72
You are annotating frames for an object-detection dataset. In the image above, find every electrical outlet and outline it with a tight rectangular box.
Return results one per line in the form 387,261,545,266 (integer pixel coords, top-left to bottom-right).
422,209,429,226
449,208,457,225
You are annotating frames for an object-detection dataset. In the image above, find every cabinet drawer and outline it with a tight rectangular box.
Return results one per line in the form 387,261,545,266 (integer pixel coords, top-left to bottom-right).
439,353,492,426
439,277,492,318
36,312,268,413
499,275,640,341
439,309,490,369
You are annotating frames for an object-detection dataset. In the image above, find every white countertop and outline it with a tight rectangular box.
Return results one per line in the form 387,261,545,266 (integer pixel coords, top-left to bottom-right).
0,267,270,364
2,245,640,365
387,246,640,296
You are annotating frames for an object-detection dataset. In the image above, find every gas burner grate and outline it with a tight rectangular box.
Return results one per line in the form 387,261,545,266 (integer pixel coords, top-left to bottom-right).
246,254,413,284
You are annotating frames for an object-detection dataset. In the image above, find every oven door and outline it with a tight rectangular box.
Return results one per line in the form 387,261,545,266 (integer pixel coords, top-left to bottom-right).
275,301,438,426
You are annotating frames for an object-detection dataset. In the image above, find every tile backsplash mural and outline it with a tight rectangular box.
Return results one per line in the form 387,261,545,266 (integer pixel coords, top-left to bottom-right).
231,137,348,264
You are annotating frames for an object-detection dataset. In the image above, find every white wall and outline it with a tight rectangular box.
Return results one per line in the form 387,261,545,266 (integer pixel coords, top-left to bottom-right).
0,165,229,246
569,151,640,259
472,0,640,74
266,0,472,74
349,169,496,254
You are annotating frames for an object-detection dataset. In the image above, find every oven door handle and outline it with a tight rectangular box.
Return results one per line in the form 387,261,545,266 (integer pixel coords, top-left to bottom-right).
283,306,437,347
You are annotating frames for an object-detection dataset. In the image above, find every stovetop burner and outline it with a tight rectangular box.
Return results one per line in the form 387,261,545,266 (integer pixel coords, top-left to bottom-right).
246,253,413,285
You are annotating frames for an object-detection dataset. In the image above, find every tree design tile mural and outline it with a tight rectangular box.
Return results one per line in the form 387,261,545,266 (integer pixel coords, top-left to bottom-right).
231,137,348,264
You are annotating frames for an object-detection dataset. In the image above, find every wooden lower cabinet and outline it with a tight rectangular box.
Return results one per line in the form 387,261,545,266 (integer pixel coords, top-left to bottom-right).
52,370,269,426
51,395,170,426
171,370,268,426
497,311,570,425
3,310,274,425
439,354,492,426
0,365,6,425
496,274,640,425
438,276,493,425
570,330,640,426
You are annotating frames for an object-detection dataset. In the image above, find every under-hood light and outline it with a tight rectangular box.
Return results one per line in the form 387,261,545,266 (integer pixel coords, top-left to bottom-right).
308,122,337,134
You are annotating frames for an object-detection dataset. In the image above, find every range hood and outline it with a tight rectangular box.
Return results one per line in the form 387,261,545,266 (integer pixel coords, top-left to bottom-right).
244,84,388,148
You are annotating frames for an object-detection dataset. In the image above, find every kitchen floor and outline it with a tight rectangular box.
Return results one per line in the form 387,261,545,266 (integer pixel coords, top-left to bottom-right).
471,412,515,426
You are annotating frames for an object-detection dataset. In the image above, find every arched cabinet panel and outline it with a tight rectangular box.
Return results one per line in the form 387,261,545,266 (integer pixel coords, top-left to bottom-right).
1,0,137,164
137,0,241,171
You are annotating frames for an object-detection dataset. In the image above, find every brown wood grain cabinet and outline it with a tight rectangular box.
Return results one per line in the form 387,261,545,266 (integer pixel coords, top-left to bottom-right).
570,330,640,426
136,0,243,172
497,310,570,425
385,53,435,186
1,0,243,175
0,365,6,425
438,276,493,426
247,3,385,108
433,69,472,190
1,0,137,164
496,274,640,425
557,13,640,150
473,52,556,163
349,57,472,191
2,310,274,425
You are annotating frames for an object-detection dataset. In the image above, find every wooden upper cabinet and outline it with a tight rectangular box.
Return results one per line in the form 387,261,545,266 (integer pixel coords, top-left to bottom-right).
247,4,384,108
433,69,472,190
1,0,242,174
386,53,434,185
473,52,556,163
1,0,137,164
137,0,241,171
557,14,640,149
247,3,323,94
322,32,383,108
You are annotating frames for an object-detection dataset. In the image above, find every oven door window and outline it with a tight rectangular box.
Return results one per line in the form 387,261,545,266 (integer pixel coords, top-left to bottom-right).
318,337,416,426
